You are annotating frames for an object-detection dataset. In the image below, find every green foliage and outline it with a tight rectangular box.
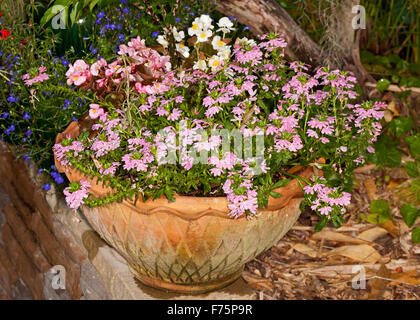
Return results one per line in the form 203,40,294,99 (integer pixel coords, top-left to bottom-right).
388,117,413,138
412,227,420,243
404,161,419,178
369,199,392,224
369,135,402,168
376,78,391,92
400,203,420,227
406,134,420,159
0,14,91,185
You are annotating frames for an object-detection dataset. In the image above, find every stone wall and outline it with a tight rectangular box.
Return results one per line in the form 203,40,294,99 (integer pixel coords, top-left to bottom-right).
0,144,254,300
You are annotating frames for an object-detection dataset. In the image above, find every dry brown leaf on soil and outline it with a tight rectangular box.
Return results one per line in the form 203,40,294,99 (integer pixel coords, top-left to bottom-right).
242,272,274,291
311,230,370,245
364,178,377,202
357,227,389,242
289,243,318,258
380,220,399,238
324,244,382,264
389,270,420,286
368,264,392,299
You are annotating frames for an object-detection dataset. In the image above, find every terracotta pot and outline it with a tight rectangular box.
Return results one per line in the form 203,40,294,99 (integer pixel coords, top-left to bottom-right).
55,122,316,294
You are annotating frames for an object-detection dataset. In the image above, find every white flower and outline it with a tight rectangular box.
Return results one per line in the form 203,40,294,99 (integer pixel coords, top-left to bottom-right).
176,43,190,58
193,60,208,72
197,14,213,30
196,29,213,42
217,17,235,34
157,35,168,48
188,14,214,36
217,47,231,60
211,35,227,51
237,37,257,47
208,55,224,72
165,61,172,71
172,27,185,42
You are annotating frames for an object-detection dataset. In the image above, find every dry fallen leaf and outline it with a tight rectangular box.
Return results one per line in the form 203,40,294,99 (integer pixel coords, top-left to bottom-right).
380,220,399,238
368,264,392,299
364,178,377,202
389,270,420,286
311,230,369,245
291,243,318,258
324,244,382,264
242,272,274,291
357,227,388,242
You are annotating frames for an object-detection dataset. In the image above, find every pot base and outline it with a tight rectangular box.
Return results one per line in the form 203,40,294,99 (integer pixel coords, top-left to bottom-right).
132,268,244,295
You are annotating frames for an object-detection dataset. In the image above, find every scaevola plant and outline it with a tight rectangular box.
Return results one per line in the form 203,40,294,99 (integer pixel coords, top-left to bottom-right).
54,14,385,230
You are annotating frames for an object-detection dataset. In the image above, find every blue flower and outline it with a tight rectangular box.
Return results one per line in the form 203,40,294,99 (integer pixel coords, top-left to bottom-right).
38,168,44,175
5,124,15,135
151,31,159,37
122,7,129,14
118,34,125,43
97,11,105,19
51,171,64,184
25,130,32,137
7,95,17,104
243,26,250,31
92,48,98,55
23,112,31,120
61,57,69,67
2,112,9,119
42,183,51,191
175,17,180,23
120,0,127,4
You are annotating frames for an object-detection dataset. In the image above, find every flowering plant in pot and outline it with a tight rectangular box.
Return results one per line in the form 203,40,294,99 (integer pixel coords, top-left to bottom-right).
53,14,385,293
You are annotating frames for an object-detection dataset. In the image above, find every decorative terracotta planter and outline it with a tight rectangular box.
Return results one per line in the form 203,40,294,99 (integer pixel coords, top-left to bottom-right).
55,122,316,294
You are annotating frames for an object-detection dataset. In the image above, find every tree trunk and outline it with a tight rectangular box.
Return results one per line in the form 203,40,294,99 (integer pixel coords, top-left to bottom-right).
215,0,374,85
215,0,322,66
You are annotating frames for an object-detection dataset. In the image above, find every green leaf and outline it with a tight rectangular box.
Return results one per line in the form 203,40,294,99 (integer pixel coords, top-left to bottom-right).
272,178,290,189
400,203,420,227
370,135,401,168
377,78,391,92
412,227,420,243
404,161,419,178
388,117,413,138
40,4,66,27
314,218,328,232
270,191,282,198
370,199,392,223
89,0,100,11
70,2,79,25
406,134,420,158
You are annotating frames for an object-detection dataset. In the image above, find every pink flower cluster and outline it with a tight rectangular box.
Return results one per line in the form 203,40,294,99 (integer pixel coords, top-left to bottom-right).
22,66,50,86
63,180,91,210
303,177,351,217
65,37,171,99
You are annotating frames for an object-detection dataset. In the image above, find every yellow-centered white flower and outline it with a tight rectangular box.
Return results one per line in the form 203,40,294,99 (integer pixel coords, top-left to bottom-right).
176,43,190,58
196,29,213,43
188,14,214,37
211,35,227,51
208,55,224,72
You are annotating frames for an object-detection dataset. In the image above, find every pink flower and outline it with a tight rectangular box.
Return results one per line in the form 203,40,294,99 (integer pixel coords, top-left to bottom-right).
89,104,104,119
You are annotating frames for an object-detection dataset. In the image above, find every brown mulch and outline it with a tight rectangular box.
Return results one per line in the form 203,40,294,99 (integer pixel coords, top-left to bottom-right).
243,164,420,300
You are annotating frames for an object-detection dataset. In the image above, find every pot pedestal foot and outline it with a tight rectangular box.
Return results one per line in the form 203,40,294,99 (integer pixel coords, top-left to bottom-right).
132,267,244,295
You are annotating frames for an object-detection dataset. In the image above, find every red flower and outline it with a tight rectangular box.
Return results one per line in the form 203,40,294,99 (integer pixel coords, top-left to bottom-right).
0,11,2,18
1,29,11,39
